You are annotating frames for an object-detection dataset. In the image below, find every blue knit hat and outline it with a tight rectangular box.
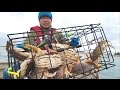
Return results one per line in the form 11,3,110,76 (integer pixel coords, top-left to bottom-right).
38,12,52,20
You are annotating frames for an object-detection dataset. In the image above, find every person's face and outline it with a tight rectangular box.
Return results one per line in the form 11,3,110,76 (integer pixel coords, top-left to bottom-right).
39,16,52,29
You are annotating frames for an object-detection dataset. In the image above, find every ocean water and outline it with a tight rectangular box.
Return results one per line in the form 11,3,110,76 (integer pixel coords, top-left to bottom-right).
0,47,8,62
0,47,120,79
99,56,120,79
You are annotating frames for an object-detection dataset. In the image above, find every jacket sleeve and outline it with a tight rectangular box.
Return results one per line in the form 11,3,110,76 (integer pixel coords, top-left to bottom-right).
24,30,38,46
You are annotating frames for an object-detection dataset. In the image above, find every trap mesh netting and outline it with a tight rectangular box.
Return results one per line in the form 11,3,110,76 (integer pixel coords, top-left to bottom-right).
6,23,115,79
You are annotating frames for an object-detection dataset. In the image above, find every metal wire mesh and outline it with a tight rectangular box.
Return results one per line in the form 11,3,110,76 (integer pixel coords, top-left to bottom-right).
6,23,115,79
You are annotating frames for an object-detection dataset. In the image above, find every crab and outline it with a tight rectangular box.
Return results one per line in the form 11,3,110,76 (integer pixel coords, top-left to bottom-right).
85,38,115,69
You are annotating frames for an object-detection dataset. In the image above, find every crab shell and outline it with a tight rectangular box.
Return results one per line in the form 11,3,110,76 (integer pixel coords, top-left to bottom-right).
34,54,63,69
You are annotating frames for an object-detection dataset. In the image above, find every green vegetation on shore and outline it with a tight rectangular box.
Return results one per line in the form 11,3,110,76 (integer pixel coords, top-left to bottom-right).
114,52,120,55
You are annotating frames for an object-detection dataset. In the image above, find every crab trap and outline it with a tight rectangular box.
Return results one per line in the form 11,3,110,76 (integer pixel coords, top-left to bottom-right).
5,23,115,79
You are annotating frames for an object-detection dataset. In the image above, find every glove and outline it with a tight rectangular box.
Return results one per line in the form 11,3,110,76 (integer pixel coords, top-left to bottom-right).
70,37,80,47
16,44,24,48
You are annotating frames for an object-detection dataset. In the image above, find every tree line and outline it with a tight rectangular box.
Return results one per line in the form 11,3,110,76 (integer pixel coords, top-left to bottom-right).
114,52,120,55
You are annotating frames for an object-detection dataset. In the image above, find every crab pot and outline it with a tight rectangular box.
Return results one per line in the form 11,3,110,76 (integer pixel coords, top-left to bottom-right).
6,23,115,79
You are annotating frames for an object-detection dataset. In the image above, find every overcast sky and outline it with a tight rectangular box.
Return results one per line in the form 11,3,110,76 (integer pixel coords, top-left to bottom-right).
0,12,120,52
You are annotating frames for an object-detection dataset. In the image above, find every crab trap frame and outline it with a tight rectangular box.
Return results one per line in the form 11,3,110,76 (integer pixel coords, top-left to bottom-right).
6,23,115,79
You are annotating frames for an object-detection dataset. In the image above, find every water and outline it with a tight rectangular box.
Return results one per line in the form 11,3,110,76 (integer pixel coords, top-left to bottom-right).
0,47,8,62
0,47,120,79
99,56,120,79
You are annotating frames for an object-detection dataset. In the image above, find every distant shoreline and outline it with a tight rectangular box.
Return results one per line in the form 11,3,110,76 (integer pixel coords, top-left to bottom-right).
113,55,120,57
0,46,6,47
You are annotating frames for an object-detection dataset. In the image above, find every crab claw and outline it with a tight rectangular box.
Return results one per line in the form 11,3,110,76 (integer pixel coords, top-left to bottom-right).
64,67,73,78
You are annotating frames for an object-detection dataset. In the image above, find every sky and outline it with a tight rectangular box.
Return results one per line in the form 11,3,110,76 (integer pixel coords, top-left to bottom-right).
0,12,120,52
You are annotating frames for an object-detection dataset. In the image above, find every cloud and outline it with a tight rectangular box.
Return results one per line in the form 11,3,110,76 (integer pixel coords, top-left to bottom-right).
0,12,39,34
0,12,119,52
